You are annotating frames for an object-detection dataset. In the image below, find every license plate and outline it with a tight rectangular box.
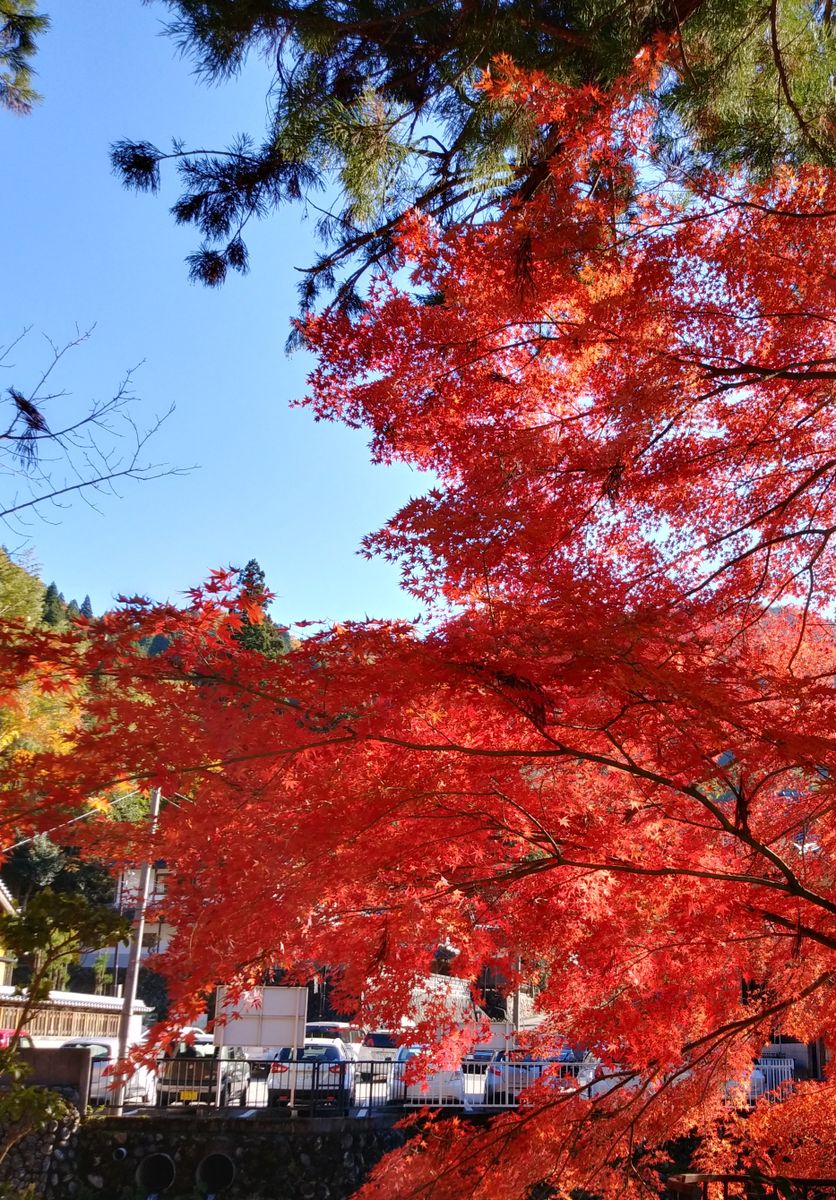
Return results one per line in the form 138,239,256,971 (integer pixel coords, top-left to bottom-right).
179,1090,199,1101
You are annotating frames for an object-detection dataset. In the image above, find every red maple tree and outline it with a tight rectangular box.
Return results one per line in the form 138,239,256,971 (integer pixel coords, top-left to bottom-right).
3,47,836,1196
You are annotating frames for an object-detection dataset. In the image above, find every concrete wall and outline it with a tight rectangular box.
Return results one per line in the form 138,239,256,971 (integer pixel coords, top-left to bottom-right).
17,1046,93,1109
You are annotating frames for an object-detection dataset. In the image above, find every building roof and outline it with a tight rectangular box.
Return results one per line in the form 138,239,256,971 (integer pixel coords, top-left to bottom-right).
0,877,16,917
0,985,152,1014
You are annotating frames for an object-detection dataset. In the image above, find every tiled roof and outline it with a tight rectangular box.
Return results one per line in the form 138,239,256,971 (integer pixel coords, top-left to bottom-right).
0,877,16,916
0,984,152,1013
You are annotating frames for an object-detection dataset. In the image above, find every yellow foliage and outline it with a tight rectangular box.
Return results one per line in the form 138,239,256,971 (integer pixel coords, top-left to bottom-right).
0,679,80,759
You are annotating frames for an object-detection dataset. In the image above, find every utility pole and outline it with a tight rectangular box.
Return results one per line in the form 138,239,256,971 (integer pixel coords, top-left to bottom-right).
113,786,161,1113
512,954,522,1036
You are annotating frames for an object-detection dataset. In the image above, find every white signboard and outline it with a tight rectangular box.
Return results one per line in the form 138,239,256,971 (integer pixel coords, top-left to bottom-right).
487,1020,515,1051
213,986,307,1049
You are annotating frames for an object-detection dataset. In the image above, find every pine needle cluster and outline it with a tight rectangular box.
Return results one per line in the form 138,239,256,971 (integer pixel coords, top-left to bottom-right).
0,0,48,114
111,2,833,300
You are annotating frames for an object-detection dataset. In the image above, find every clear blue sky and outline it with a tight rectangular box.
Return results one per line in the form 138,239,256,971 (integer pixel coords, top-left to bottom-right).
0,0,427,626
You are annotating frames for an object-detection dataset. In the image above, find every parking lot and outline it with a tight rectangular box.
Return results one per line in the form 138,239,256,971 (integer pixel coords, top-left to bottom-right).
91,1041,793,1117
116,1053,598,1115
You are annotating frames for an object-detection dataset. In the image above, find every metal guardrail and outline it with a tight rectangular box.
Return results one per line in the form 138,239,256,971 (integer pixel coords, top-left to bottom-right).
97,1056,597,1114
749,1056,795,1104
93,1053,797,1116
668,1175,836,1200
724,1056,796,1108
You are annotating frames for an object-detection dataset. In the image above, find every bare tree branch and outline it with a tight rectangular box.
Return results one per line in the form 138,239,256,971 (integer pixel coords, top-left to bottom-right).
0,327,191,533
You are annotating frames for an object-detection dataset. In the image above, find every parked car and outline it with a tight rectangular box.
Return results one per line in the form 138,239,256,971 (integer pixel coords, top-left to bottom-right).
358,1030,399,1082
305,1021,365,1052
463,1048,495,1074
387,1045,464,1106
246,1050,274,1081
0,1030,32,1050
483,1047,594,1106
156,1037,250,1107
60,1038,156,1106
268,1038,354,1113
179,1025,208,1039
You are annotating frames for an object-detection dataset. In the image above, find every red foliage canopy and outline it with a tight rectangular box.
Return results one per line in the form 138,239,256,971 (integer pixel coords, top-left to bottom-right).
3,48,836,1197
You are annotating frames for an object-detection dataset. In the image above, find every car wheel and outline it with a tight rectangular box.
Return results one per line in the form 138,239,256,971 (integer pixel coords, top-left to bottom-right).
157,1094,170,1108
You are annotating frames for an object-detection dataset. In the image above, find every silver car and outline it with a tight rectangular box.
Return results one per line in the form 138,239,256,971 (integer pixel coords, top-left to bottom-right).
483,1047,595,1106
60,1038,156,1106
156,1037,250,1107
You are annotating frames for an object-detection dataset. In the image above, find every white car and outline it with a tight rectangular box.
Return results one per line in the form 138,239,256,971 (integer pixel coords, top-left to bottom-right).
60,1038,156,1106
357,1030,400,1081
387,1045,464,1106
305,1021,365,1056
268,1038,355,1113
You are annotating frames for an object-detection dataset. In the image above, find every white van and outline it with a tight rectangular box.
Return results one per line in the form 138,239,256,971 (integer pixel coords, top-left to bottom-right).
305,1021,365,1057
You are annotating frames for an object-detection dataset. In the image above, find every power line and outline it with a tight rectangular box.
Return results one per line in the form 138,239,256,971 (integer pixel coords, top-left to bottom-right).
1,790,141,854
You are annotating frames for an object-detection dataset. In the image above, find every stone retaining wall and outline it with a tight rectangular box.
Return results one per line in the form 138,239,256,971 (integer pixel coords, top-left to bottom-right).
48,1115,408,1200
0,1108,79,1198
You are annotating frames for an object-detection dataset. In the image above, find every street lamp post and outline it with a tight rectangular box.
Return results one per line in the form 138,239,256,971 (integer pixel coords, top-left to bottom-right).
112,786,161,1113
512,954,522,1034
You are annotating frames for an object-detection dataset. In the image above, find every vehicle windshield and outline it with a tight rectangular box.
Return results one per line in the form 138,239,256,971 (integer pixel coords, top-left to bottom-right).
166,1041,215,1059
63,1042,109,1058
364,1032,397,1048
497,1047,576,1063
278,1045,342,1063
397,1046,425,1062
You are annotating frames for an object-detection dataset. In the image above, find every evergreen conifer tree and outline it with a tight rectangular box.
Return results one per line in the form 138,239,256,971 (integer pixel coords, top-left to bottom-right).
113,1,836,299
0,1,49,114
2,834,117,910
79,595,93,619
138,633,170,658
234,558,289,659
41,583,64,627
239,559,267,601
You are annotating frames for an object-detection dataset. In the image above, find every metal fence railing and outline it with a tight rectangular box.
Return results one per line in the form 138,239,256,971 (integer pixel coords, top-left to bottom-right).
88,1053,796,1115
668,1174,836,1200
723,1056,796,1108
480,1058,596,1107
92,1056,597,1114
750,1056,795,1104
